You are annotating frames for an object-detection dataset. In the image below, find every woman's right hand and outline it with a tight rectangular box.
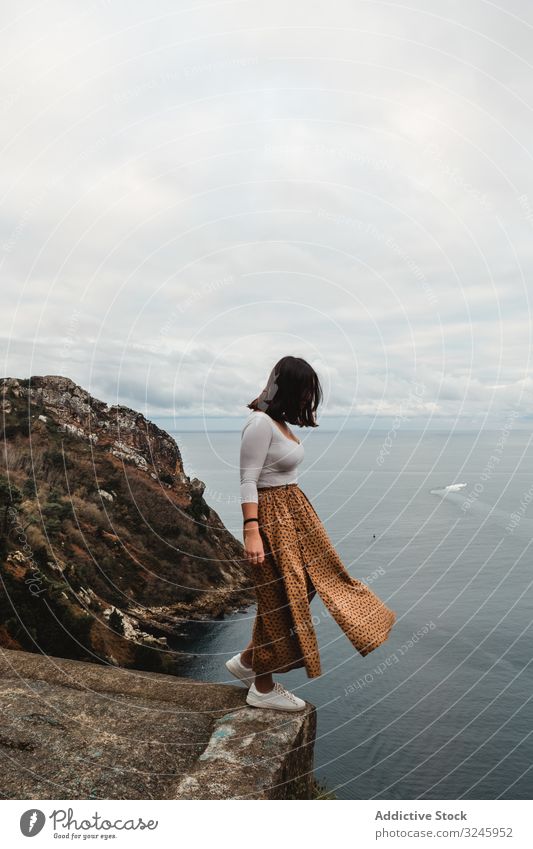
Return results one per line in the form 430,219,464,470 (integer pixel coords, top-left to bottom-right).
244,528,265,565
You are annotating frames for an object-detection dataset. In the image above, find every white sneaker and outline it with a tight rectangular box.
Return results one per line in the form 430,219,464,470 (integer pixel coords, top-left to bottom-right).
225,653,255,689
246,681,306,712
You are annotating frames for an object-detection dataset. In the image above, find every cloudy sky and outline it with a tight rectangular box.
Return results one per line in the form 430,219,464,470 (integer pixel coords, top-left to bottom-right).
1,0,532,430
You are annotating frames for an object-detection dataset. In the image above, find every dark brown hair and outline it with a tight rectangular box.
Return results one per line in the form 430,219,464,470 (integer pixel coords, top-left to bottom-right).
247,356,322,427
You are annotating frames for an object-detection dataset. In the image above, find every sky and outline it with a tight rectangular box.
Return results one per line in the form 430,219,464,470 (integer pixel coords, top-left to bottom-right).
1,0,532,431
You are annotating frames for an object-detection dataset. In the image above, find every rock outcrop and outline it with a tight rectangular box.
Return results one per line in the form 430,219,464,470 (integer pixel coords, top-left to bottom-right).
1,375,186,478
0,376,253,673
0,648,317,800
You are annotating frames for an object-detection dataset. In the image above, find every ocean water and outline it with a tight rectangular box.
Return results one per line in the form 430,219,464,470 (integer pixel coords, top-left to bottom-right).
170,427,533,800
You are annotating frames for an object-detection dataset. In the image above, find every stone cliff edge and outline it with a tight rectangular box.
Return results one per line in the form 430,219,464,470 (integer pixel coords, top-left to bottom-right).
0,648,316,800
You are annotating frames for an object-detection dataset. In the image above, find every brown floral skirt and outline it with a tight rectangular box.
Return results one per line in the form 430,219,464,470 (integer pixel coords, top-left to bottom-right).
250,483,397,678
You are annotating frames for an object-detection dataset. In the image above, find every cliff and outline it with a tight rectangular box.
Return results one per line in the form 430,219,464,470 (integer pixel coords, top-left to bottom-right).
0,648,316,800
0,376,253,673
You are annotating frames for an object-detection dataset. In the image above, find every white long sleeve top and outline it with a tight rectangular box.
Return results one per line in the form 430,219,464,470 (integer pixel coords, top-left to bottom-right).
239,410,305,503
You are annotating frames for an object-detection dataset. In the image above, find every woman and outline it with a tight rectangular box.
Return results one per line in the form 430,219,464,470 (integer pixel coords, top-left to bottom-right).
226,355,397,711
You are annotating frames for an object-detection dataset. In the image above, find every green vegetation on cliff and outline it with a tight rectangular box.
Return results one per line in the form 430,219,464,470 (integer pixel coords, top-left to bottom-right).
0,376,253,673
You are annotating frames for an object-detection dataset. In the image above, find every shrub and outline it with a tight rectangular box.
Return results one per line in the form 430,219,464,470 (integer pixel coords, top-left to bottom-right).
109,608,124,635
44,448,71,470
24,523,48,553
0,475,22,533
40,490,71,535
22,477,37,499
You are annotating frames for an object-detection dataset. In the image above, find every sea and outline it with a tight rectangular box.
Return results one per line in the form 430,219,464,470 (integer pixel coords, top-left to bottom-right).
165,425,533,800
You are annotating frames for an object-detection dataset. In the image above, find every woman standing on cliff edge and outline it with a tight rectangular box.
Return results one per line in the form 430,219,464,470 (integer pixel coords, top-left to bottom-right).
226,355,397,711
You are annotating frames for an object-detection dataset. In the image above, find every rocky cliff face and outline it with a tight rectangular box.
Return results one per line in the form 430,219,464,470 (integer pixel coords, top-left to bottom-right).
0,376,253,673
1,376,187,478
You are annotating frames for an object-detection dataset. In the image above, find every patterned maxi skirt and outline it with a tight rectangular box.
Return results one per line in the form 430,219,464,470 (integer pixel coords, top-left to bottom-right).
250,483,397,678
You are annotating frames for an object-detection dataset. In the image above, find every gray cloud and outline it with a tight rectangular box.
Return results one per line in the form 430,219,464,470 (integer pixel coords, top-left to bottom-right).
1,0,532,428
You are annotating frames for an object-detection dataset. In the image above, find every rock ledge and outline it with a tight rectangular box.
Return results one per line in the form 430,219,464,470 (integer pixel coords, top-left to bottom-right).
0,649,316,800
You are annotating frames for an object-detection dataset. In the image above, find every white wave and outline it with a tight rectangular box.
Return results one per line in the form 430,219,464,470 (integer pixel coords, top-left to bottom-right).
430,483,529,535
430,482,468,495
